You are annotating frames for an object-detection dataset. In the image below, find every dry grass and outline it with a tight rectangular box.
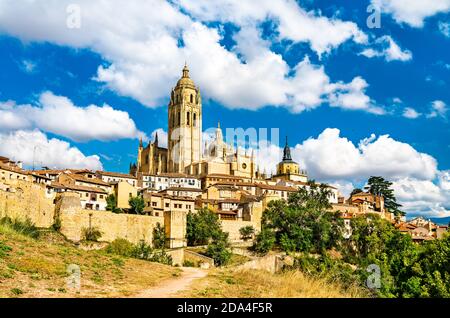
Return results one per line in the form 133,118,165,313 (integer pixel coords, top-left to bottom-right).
180,268,368,298
0,225,180,298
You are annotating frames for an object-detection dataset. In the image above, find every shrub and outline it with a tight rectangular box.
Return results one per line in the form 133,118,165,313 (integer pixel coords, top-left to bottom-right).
252,228,275,255
10,288,23,296
0,217,40,239
52,217,62,232
106,238,135,257
149,250,173,266
81,226,102,242
106,194,122,214
152,223,166,249
183,260,196,267
239,225,255,241
206,233,232,266
131,240,153,260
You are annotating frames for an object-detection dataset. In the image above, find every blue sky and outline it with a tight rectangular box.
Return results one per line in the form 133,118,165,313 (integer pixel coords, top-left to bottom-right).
0,0,449,217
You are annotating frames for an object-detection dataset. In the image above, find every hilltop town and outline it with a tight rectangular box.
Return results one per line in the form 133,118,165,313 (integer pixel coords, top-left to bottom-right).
0,66,447,263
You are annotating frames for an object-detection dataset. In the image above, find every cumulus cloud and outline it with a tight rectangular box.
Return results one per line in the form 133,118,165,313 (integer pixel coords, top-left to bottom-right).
328,77,385,114
0,0,379,114
0,130,102,170
150,128,168,148
440,21,450,37
0,92,146,142
426,100,448,118
360,35,412,62
392,174,450,217
403,107,421,119
372,0,450,27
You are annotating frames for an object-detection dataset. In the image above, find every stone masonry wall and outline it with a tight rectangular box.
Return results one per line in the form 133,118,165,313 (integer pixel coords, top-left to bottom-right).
0,180,55,227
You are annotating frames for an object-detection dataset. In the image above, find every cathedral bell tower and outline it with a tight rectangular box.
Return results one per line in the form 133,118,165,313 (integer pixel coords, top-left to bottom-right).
168,64,202,174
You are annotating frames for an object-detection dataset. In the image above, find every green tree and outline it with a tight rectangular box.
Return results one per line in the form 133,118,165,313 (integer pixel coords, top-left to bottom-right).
152,222,166,249
252,228,275,255
256,183,344,254
106,194,122,213
186,209,223,246
205,232,232,266
366,176,404,216
129,195,145,215
239,225,255,241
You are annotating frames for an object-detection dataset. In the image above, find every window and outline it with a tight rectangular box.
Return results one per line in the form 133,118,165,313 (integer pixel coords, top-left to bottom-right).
193,113,197,127
190,94,193,103
178,111,181,125
187,112,190,126
152,202,157,207
129,193,132,198
165,203,170,208
100,195,104,199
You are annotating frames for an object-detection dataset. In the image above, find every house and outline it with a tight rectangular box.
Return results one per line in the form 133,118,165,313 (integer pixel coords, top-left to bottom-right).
110,181,138,210
51,182,107,211
96,171,137,187
141,173,201,191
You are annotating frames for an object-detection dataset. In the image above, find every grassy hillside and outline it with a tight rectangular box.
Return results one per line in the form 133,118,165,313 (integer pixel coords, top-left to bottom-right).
180,268,368,298
0,223,180,298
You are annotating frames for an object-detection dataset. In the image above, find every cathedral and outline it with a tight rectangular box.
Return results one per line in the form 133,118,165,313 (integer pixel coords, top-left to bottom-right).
130,64,257,179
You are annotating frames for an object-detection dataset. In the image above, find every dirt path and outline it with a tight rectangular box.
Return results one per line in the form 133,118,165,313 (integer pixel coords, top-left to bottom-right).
133,267,208,298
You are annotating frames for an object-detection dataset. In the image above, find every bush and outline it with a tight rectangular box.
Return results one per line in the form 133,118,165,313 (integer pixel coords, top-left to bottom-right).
152,223,166,249
149,250,173,266
106,238,135,257
239,225,255,241
106,194,122,214
206,233,232,266
81,226,102,242
131,240,153,260
252,228,275,255
52,217,62,232
0,217,40,239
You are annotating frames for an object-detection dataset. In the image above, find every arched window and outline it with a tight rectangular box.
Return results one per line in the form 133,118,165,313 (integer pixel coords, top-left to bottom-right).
177,111,181,125
187,111,190,126
190,94,193,103
193,113,197,127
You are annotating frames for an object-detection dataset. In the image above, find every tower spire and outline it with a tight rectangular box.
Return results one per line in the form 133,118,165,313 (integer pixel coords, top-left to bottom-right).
182,62,190,78
283,136,292,161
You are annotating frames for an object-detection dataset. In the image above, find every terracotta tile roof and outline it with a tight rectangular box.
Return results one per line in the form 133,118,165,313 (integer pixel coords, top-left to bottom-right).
163,187,203,192
256,183,298,192
51,182,107,194
0,163,28,175
96,171,137,179
69,174,110,186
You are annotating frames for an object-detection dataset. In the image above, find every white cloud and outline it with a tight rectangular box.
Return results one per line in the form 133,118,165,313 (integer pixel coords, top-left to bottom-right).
392,174,450,217
360,36,412,62
291,128,437,182
372,0,450,27
150,128,168,148
328,77,385,114
0,92,146,142
426,100,448,118
439,21,450,37
0,0,378,114
0,130,102,170
403,107,421,119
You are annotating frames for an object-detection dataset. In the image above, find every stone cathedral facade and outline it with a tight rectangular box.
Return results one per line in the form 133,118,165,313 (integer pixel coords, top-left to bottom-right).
130,65,258,179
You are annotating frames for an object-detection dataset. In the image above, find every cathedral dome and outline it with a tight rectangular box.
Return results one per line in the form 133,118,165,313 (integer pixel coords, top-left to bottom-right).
176,64,196,88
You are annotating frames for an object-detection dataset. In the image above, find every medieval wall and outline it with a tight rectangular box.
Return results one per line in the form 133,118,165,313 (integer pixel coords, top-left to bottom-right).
221,219,260,242
0,180,55,227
